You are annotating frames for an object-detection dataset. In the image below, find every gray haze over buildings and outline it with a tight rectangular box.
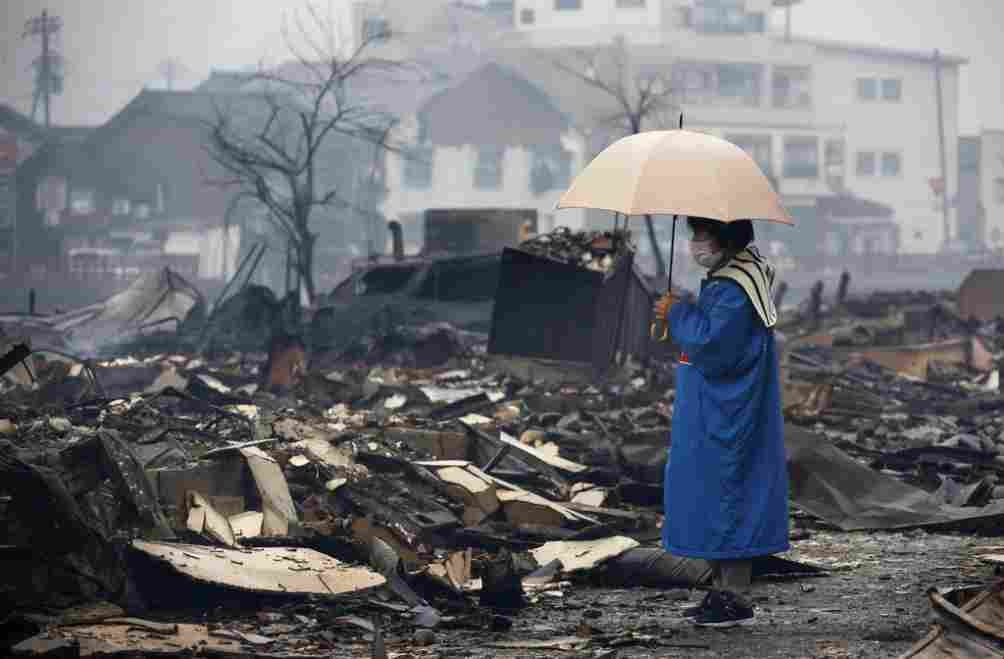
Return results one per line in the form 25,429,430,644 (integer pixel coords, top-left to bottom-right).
1,1,1002,132
1,0,1003,131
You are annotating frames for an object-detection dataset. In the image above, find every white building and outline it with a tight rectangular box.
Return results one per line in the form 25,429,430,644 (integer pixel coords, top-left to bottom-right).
337,0,966,256
359,57,589,253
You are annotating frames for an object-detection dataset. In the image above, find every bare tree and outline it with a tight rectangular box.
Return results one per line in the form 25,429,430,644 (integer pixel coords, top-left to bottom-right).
553,38,678,278
206,5,401,304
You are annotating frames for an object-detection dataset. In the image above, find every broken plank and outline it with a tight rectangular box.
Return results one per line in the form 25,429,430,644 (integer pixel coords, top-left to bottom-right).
434,465,501,524
187,491,237,547
131,541,385,597
498,431,587,474
240,447,298,536
531,536,640,574
498,489,580,528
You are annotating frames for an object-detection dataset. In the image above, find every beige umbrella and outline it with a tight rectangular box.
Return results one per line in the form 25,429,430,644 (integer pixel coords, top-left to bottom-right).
557,129,793,224
556,127,794,341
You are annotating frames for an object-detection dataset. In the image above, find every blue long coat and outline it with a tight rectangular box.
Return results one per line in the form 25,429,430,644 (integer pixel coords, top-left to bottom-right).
661,278,789,560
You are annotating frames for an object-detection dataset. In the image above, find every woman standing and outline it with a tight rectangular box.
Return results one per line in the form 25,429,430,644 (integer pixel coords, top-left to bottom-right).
653,216,789,628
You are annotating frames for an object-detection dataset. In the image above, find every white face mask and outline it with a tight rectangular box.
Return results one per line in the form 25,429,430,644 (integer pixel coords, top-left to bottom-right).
690,238,724,269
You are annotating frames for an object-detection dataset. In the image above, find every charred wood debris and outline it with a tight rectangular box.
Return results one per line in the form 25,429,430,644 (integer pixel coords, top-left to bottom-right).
3,229,1004,657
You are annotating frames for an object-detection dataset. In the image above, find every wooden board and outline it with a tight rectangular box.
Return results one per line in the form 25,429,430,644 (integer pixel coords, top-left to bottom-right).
530,536,640,573
240,447,298,536
131,541,385,596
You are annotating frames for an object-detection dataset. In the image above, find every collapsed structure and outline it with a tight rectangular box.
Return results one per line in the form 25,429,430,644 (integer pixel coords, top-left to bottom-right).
2,259,1004,658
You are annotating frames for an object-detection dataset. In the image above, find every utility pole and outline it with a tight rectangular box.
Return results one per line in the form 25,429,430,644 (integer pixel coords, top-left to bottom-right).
933,49,952,249
23,9,63,130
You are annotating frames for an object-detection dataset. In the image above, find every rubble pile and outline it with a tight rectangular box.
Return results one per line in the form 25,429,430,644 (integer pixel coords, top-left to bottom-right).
516,227,634,274
8,267,1004,656
0,337,718,657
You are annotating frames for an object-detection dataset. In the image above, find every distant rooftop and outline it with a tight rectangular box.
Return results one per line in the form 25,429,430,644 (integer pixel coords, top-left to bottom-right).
784,35,967,66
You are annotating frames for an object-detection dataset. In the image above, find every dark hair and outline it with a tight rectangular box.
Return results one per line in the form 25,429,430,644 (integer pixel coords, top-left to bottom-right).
686,217,754,252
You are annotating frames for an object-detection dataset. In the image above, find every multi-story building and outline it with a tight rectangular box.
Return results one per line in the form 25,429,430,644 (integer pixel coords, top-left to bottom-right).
372,60,588,251
0,105,47,276
339,0,968,258
16,90,240,283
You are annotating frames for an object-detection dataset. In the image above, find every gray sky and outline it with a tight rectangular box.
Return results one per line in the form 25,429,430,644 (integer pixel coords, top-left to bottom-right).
1,1,1001,134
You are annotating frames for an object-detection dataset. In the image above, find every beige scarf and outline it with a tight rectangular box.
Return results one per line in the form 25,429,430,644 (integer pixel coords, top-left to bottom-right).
711,245,778,329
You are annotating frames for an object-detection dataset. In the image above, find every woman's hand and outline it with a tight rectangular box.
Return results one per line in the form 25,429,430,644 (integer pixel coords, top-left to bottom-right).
653,292,677,320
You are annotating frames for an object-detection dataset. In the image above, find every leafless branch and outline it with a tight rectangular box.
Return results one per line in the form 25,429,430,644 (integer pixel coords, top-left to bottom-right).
201,2,408,301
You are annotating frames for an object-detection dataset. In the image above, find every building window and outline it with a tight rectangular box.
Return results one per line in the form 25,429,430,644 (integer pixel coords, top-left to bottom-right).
726,134,772,177
673,61,761,106
783,137,819,179
402,145,433,189
362,16,390,41
693,0,749,33
134,203,151,220
474,145,504,189
530,144,572,195
112,198,131,216
555,0,582,9
746,11,765,32
69,187,95,215
959,138,980,171
772,66,811,109
616,0,646,7
881,78,902,101
672,61,714,104
520,8,535,23
717,63,762,106
880,152,901,177
856,77,877,101
856,151,876,176
994,178,1004,205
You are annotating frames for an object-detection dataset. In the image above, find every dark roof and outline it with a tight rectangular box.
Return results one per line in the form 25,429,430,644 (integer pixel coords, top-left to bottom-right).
417,62,569,146
817,194,894,219
195,70,257,93
783,36,967,66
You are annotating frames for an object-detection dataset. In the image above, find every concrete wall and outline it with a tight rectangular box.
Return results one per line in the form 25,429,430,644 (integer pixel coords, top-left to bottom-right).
981,130,1004,249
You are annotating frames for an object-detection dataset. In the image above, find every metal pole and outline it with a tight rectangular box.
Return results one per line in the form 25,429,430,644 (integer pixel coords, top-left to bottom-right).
667,216,678,292
666,111,684,293
933,49,951,249
42,10,51,130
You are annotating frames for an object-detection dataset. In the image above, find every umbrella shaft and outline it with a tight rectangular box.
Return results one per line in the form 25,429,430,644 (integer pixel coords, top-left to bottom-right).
667,215,678,293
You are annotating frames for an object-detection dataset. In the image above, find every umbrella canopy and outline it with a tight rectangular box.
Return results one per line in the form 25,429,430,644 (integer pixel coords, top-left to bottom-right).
557,129,794,226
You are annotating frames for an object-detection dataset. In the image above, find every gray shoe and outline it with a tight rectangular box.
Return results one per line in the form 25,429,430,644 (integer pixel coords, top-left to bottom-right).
681,590,714,619
692,590,754,628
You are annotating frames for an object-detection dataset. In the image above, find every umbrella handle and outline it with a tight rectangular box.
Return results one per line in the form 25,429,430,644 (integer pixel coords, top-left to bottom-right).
651,215,678,343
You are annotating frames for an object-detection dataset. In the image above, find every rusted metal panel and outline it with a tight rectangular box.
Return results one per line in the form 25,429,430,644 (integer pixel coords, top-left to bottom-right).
959,269,1004,322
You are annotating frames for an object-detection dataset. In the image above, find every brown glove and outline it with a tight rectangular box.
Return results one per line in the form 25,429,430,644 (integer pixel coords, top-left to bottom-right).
652,292,677,320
